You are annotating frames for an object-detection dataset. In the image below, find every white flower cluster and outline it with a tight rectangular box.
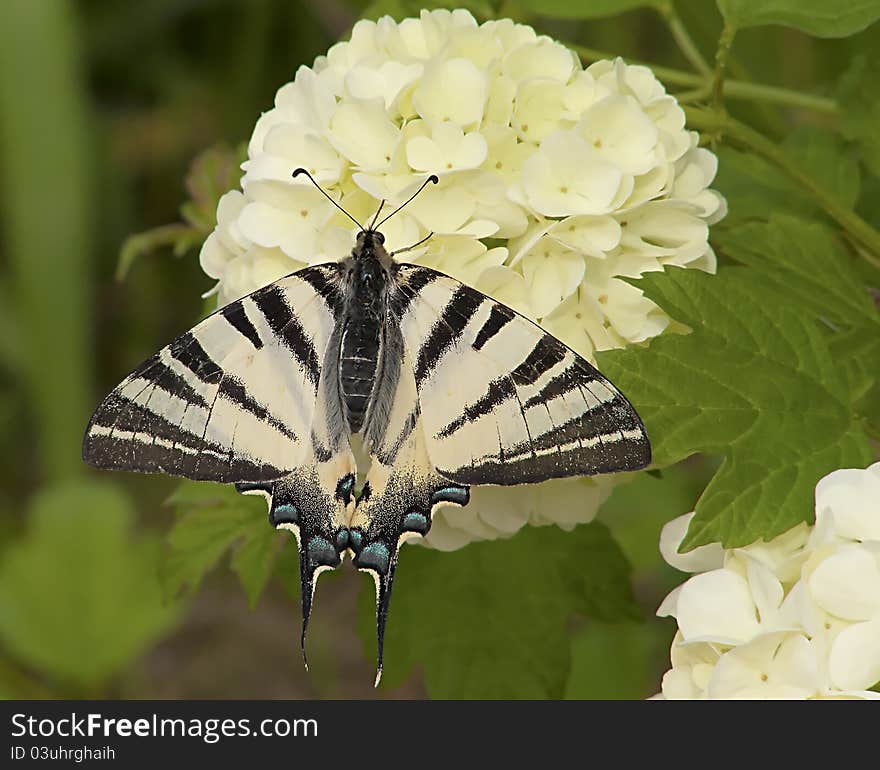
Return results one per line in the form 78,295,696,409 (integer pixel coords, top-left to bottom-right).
198,9,724,549
656,463,880,699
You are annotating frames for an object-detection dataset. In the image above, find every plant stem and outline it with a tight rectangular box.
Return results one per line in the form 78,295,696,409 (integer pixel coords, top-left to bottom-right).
569,44,837,114
712,23,736,112
684,106,880,266
656,1,712,77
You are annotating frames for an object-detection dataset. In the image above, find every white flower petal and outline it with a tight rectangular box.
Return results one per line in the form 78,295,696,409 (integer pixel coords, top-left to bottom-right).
413,58,488,127
708,633,822,700
808,545,880,621
512,78,566,143
815,464,880,542
328,99,400,170
503,37,578,83
521,132,625,217
674,569,761,645
578,95,660,175
829,619,880,691
549,215,621,257
659,512,725,573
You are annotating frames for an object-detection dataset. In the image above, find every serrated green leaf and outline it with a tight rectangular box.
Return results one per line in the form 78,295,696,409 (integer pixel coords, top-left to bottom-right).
838,52,880,177
116,223,200,281
715,215,876,327
828,327,880,408
717,0,880,37
359,522,638,698
518,0,660,19
716,215,880,427
164,481,282,607
230,517,288,608
597,267,872,550
0,480,180,690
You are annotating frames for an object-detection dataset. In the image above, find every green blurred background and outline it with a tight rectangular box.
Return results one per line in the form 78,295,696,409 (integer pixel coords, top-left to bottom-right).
0,0,873,699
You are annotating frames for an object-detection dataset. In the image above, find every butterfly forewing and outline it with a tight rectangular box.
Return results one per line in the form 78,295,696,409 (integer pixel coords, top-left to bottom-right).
83,265,343,482
390,264,651,485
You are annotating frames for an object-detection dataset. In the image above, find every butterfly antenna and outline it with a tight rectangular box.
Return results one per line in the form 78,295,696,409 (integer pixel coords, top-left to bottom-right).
374,174,439,229
390,231,434,257
369,200,386,230
292,168,364,233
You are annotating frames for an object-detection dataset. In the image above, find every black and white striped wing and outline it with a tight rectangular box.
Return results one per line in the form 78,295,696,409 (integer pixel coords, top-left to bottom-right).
83,265,344,482
392,264,651,485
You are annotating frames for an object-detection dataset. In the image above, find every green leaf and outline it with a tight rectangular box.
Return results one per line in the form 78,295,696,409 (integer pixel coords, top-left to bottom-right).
783,127,861,210
565,620,669,699
717,0,880,37
838,52,880,177
360,522,638,698
716,215,880,420
715,215,876,328
714,129,860,228
165,481,285,608
0,480,180,690
181,142,247,233
517,0,661,19
597,267,872,550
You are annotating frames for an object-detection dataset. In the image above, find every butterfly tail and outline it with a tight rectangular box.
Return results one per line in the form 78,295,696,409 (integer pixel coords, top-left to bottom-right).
372,553,400,687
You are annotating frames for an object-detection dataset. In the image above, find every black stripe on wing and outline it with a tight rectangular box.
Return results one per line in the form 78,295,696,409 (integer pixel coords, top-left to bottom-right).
472,303,514,351
170,333,223,383
414,285,483,386
221,303,263,349
253,286,321,387
84,394,286,481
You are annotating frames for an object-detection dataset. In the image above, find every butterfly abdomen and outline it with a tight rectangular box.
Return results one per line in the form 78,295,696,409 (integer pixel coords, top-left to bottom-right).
339,320,382,433
339,238,390,434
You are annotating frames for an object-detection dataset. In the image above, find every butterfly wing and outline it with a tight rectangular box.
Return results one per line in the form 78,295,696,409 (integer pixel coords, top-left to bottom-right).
392,264,651,483
352,262,650,683
83,264,357,660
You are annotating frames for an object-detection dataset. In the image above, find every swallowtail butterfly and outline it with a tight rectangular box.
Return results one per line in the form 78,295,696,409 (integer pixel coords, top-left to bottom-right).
83,171,650,684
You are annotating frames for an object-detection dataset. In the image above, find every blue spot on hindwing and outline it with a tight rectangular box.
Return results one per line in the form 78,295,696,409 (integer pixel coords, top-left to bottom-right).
356,541,390,575
348,529,364,553
270,502,299,527
430,485,470,507
402,511,429,535
308,536,340,568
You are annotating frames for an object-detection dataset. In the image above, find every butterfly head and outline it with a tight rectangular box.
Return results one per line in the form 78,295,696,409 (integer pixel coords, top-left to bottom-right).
355,229,386,250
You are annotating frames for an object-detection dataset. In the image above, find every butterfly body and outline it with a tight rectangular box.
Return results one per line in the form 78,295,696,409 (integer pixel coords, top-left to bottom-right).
84,221,650,683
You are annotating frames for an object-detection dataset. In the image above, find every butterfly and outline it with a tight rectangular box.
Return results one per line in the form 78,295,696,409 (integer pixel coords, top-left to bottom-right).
83,170,651,685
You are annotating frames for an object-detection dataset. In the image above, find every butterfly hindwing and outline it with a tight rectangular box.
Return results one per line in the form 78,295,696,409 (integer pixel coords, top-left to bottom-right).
389,263,651,485
351,339,469,683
